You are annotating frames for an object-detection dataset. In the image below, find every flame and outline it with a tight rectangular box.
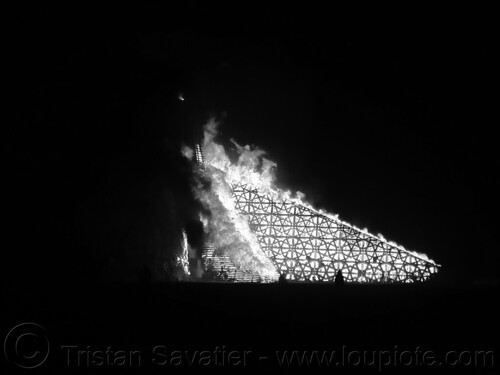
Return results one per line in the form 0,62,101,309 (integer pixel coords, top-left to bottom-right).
187,119,278,279
185,118,437,280
177,229,190,277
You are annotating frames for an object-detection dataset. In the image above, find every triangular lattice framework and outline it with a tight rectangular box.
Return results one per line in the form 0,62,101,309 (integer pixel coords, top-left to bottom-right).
231,183,439,282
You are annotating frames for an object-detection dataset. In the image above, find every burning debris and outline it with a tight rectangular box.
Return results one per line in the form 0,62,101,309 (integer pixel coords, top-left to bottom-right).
182,118,440,283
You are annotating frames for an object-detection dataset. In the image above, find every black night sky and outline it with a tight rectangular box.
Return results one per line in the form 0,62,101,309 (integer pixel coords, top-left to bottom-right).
3,3,498,372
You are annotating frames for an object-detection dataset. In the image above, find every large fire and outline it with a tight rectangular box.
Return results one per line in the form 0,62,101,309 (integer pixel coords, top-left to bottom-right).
182,119,439,283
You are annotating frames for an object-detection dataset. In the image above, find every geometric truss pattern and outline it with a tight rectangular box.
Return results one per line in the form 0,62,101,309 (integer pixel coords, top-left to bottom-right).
232,183,439,283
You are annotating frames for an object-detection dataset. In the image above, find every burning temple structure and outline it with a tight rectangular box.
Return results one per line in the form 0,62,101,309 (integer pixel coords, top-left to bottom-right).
191,134,440,284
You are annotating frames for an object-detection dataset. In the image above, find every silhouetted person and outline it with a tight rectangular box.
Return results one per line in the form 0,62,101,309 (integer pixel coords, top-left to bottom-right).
278,274,288,283
334,270,345,287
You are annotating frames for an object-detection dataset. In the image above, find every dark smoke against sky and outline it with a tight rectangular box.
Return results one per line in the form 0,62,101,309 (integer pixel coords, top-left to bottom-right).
3,4,498,286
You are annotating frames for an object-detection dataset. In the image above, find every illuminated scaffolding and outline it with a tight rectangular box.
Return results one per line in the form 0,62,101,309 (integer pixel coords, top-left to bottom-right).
201,245,274,283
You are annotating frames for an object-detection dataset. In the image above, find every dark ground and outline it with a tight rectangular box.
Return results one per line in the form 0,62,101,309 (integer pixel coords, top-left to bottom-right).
2,3,498,373
3,281,498,373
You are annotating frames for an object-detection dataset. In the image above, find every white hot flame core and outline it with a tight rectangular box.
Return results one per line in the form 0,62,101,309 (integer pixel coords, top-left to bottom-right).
188,119,278,279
